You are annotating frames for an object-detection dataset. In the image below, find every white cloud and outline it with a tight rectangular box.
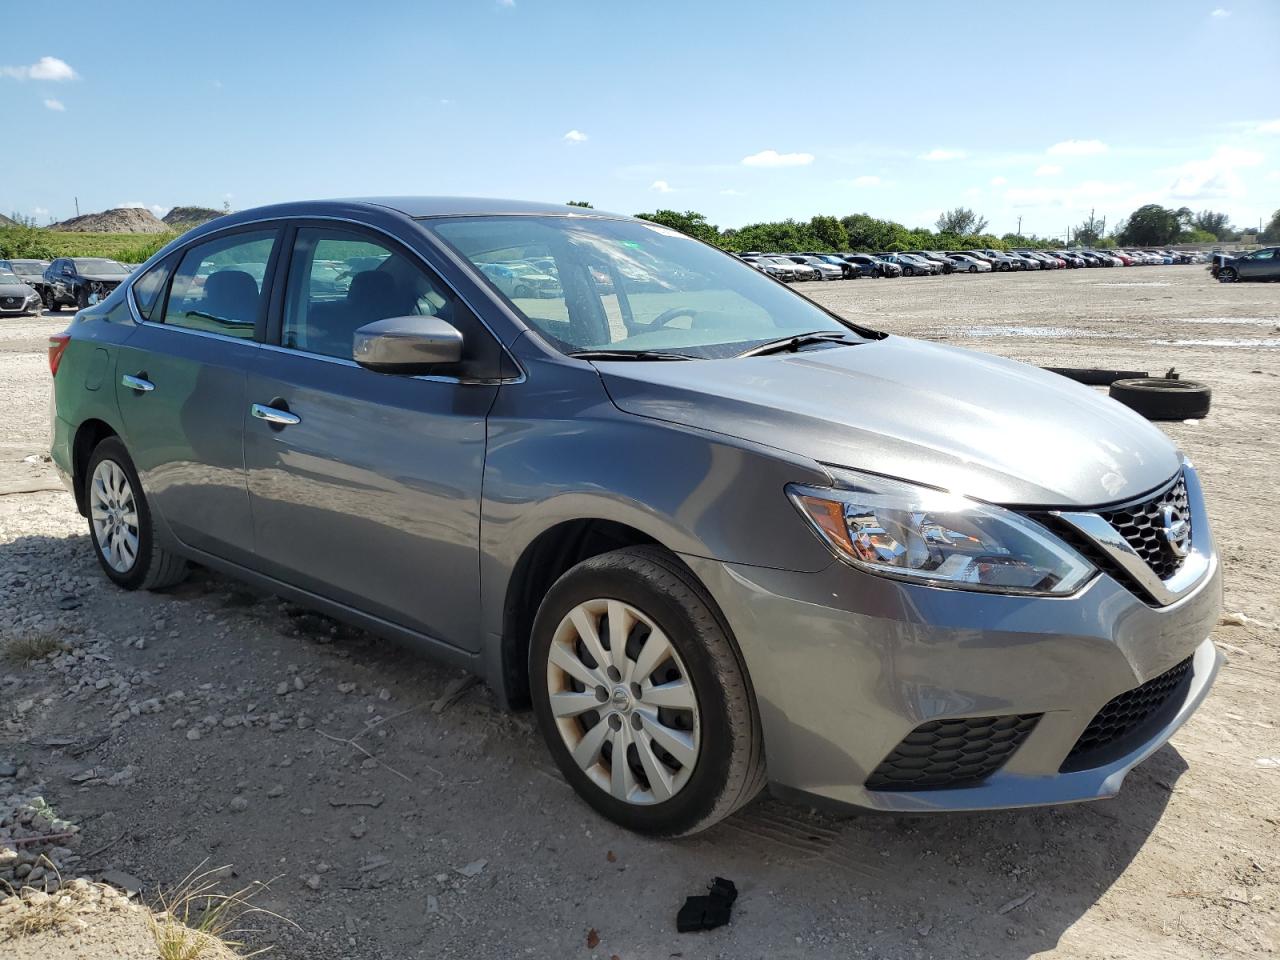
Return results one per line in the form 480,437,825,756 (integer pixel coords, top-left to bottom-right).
562,129,588,143
32,206,48,219
1167,145,1263,199
1034,164,1063,176
650,180,674,193
719,188,744,196
919,148,966,161
43,98,65,111
1211,8,1230,17
741,149,814,168
1267,170,1280,182
497,0,515,7
1046,139,1108,156
0,56,77,81
1256,119,1280,134
990,176,1007,186
850,175,881,186
118,201,168,218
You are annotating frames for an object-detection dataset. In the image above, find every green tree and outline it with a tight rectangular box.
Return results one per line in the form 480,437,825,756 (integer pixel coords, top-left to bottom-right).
1262,209,1280,243
1073,210,1107,246
934,207,988,235
632,209,720,244
566,201,593,208
1117,204,1183,246
1190,210,1232,240
807,215,848,251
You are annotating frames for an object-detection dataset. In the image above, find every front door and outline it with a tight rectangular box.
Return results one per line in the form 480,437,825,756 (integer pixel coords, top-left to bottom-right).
243,225,500,651
115,227,281,565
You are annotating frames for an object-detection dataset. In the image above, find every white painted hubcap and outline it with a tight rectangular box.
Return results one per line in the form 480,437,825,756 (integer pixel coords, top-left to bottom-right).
547,598,700,805
90,459,139,573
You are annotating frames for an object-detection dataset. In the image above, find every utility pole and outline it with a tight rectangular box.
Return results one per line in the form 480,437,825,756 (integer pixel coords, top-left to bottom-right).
74,196,79,217
1016,216,1022,237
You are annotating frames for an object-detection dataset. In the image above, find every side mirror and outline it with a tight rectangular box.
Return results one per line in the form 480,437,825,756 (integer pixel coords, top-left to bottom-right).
353,315,464,374
62,267,74,276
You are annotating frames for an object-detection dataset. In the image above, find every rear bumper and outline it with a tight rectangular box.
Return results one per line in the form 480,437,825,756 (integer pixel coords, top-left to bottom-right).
682,540,1222,813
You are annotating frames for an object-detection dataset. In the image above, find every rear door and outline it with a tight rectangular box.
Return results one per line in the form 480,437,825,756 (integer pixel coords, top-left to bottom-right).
1240,248,1276,279
243,224,502,651
115,227,281,565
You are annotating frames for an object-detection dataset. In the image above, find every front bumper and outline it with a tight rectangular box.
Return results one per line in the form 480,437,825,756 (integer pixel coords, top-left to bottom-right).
682,534,1222,813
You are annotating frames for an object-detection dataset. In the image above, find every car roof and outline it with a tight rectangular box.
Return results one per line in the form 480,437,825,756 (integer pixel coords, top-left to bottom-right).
338,196,628,219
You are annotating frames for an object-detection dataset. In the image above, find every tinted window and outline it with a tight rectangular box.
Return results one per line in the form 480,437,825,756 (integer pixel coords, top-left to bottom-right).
131,258,172,320
282,227,460,361
162,230,276,338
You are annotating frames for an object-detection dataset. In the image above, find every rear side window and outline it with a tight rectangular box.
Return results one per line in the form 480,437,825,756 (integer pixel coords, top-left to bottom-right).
131,259,172,320
162,230,277,338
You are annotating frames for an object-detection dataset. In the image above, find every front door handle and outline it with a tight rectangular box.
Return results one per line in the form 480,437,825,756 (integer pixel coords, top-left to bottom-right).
122,373,155,393
250,402,301,426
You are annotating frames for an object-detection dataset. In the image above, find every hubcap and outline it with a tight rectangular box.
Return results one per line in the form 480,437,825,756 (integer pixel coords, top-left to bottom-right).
546,598,700,805
90,459,139,573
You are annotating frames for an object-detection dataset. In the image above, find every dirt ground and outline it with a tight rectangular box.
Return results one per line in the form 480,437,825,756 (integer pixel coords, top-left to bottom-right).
1,264,1277,959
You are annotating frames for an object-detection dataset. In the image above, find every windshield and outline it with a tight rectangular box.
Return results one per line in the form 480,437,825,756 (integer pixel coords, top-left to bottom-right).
428,216,860,358
11,261,42,275
0,274,24,285
72,258,129,276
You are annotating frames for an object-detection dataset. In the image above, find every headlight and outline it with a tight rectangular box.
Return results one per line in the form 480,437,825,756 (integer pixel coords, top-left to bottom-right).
787,470,1095,596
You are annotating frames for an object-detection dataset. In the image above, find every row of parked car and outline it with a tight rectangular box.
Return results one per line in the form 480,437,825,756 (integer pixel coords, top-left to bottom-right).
736,247,1210,281
0,256,138,316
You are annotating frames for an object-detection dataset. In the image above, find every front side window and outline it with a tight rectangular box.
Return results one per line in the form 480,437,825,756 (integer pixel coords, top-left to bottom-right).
430,216,862,359
281,227,461,360
162,230,277,338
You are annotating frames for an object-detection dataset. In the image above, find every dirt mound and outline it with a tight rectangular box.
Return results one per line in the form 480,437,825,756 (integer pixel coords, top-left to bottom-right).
0,213,17,228
162,206,226,231
49,208,169,234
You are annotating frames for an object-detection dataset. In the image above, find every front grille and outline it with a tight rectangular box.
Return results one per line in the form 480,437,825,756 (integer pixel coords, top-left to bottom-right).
1098,474,1190,579
866,714,1041,791
1061,657,1193,772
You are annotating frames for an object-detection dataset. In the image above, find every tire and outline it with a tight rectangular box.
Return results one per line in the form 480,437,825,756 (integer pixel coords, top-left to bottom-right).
44,293,60,313
84,437,189,591
513,284,530,298
1109,378,1211,421
76,287,90,311
1218,267,1237,283
969,265,978,274
529,546,765,837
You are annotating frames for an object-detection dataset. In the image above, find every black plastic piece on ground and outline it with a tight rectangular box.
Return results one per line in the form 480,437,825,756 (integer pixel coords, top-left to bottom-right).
677,877,738,932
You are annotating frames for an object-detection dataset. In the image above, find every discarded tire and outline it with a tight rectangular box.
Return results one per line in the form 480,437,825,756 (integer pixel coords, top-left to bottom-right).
1044,367,1148,387
1109,378,1211,421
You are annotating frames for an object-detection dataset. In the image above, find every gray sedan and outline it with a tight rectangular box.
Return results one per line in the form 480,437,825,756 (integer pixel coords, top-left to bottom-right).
48,197,1222,836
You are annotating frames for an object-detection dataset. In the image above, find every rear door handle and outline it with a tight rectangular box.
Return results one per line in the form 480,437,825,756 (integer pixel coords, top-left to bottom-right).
121,373,155,392
250,402,301,426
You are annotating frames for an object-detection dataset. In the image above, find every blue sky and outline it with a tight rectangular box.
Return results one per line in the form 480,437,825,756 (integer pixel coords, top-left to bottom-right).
3,0,1278,238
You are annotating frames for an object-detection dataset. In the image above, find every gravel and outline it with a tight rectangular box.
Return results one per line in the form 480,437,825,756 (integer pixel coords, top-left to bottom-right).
0,267,1277,958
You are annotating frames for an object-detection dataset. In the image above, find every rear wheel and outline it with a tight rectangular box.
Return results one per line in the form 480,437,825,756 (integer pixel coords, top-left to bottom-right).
85,437,188,591
1218,267,1237,283
969,265,978,273
530,546,764,837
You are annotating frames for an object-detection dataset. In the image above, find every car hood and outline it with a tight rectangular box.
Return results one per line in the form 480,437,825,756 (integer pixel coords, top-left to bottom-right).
597,335,1180,508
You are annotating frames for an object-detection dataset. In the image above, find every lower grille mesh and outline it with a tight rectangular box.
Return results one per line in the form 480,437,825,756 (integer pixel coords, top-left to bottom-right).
867,714,1041,791
1061,656,1193,771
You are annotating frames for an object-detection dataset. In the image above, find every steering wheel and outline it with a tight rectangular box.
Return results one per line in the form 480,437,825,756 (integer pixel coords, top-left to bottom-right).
653,306,699,327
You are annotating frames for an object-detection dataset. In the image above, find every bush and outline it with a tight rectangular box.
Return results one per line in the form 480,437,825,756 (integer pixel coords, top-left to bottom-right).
0,228,175,263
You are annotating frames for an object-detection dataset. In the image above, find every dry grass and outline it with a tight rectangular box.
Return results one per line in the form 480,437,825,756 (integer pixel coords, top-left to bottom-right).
147,865,293,960
1,629,67,665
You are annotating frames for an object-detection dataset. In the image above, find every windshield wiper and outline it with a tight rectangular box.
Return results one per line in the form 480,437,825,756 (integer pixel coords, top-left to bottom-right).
569,349,693,361
736,331,859,358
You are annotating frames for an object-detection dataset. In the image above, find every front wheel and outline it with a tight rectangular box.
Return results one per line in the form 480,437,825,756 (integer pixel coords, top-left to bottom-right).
85,437,189,591
530,547,765,837
44,292,61,313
